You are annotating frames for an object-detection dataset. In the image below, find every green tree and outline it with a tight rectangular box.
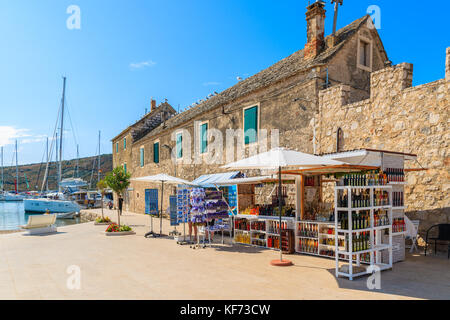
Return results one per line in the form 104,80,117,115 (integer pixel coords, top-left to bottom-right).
105,167,131,227
97,178,109,219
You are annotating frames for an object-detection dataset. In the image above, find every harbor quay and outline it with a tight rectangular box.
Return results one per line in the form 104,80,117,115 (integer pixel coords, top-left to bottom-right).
0,208,448,300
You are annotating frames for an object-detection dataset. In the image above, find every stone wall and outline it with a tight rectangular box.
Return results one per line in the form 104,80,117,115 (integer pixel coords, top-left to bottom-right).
316,48,450,236
111,19,390,215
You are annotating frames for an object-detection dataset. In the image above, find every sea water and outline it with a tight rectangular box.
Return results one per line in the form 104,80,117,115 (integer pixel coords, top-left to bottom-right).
0,201,81,231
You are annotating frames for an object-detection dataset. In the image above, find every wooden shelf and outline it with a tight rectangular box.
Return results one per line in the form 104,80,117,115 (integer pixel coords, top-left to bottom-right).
338,244,391,255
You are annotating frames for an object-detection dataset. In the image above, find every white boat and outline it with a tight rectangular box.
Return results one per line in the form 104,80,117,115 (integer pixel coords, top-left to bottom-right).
56,211,79,219
24,196,81,214
4,192,26,201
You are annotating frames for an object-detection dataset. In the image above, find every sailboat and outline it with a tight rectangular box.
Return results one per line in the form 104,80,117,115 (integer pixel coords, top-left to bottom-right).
24,77,81,214
3,141,27,202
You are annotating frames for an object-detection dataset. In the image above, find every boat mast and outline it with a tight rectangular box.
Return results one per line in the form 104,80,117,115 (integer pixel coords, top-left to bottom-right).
46,137,49,191
76,144,79,178
40,136,50,193
58,77,66,192
15,140,18,194
98,130,101,184
56,132,59,189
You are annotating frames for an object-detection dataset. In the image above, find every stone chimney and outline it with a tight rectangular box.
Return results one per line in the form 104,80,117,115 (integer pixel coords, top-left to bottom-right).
151,98,157,112
304,1,326,60
446,47,450,82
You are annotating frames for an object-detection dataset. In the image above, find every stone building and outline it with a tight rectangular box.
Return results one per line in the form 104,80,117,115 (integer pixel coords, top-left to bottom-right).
112,3,449,236
315,50,449,234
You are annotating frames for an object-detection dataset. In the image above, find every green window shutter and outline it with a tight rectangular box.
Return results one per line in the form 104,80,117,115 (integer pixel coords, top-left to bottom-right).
200,123,208,154
123,163,127,174
244,106,258,145
176,133,183,159
124,138,126,150
116,143,118,153
153,142,160,164
140,148,145,167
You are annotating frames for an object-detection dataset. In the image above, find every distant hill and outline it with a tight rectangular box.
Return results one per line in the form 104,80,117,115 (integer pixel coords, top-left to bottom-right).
1,154,113,192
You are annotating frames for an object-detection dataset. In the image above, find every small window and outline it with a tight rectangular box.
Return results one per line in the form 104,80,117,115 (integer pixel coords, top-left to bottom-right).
123,138,127,150
153,142,160,164
176,133,183,159
140,147,145,167
123,163,127,174
200,122,208,154
116,143,119,153
244,106,258,145
359,39,371,68
336,128,344,152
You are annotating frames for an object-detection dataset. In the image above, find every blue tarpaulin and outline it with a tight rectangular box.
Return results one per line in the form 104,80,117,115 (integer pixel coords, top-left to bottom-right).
191,172,242,188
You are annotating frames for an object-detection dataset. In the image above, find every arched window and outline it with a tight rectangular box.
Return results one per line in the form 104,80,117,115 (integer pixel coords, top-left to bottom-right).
336,128,344,152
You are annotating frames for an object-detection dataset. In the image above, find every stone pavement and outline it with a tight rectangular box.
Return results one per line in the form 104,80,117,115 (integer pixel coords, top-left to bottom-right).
0,208,449,300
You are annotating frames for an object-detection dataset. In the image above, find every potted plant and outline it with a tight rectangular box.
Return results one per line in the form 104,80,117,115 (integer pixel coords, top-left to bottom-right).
104,166,131,228
94,216,112,226
104,223,136,236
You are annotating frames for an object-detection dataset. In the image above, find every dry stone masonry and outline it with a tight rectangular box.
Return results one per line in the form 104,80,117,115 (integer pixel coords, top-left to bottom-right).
316,49,450,236
111,2,448,242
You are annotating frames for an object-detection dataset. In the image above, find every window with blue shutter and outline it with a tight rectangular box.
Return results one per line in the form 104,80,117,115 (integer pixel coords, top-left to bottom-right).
176,133,183,159
123,163,127,174
200,123,208,154
140,148,145,167
244,106,258,145
123,138,127,150
153,142,160,164
116,143,118,153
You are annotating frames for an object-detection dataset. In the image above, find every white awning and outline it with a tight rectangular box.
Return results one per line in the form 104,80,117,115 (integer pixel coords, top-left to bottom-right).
191,171,241,188
222,148,344,170
132,174,194,185
213,174,298,186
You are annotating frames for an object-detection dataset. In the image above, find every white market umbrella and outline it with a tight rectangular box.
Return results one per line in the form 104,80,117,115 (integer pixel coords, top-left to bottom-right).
222,148,344,266
222,148,343,170
132,174,195,237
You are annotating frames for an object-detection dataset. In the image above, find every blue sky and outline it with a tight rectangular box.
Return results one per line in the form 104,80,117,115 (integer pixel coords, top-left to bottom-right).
0,0,448,165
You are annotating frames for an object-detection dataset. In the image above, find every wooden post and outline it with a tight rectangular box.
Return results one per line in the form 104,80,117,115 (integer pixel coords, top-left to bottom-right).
300,175,305,220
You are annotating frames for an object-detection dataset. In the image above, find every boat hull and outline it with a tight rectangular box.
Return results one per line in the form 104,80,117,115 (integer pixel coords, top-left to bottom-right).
24,199,81,213
3,194,26,201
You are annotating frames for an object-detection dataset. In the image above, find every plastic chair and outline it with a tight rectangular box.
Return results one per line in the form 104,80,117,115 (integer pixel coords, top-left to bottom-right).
425,224,450,259
405,216,420,253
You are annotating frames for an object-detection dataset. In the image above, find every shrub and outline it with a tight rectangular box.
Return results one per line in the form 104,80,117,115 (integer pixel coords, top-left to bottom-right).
119,225,132,232
96,217,111,223
105,223,133,233
105,223,120,233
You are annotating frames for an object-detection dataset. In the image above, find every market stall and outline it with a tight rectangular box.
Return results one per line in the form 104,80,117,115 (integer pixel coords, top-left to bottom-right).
281,149,416,280
215,175,299,254
213,148,416,279
175,172,243,247
172,148,416,280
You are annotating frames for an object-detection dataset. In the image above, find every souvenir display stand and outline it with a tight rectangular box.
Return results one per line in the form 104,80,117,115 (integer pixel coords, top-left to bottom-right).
289,149,414,280
176,186,194,245
176,185,234,248
203,189,230,246
218,177,297,253
334,185,393,280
